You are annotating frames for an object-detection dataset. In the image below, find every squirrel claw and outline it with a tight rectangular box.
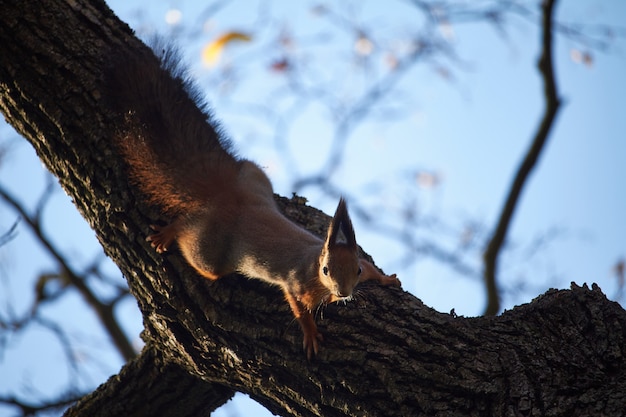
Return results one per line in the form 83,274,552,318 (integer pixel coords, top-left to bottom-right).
146,224,175,253
303,332,323,361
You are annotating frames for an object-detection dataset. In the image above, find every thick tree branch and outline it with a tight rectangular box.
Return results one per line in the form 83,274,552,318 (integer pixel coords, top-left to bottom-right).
483,0,562,316
65,344,234,417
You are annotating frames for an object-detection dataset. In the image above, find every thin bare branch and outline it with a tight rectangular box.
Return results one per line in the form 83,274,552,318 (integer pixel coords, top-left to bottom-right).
482,0,561,316
0,183,136,361
0,218,19,247
0,393,84,417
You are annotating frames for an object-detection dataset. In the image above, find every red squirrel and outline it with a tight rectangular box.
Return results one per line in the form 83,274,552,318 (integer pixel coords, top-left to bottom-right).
108,45,400,359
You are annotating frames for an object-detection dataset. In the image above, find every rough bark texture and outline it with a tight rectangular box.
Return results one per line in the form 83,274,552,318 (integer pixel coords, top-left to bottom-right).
1,1,625,416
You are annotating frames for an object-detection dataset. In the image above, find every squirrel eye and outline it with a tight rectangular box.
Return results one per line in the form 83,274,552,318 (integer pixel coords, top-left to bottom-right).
357,266,362,275
322,266,329,276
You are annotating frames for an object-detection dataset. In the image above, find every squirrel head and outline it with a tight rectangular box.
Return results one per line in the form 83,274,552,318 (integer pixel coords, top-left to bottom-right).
318,198,361,299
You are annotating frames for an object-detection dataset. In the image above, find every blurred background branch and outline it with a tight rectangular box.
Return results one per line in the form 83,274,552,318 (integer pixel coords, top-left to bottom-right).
483,0,561,316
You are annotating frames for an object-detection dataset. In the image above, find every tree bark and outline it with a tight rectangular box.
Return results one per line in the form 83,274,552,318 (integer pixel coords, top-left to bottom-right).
1,1,625,416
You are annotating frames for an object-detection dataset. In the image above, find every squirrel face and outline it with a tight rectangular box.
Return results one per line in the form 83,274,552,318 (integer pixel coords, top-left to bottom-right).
319,245,361,298
318,199,361,299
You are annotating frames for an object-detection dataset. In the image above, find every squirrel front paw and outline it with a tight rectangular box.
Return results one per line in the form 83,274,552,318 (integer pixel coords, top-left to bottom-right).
359,260,401,288
302,328,324,361
293,308,323,361
380,273,401,288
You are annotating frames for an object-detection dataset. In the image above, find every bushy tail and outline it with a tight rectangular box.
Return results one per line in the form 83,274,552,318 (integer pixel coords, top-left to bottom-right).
107,42,239,215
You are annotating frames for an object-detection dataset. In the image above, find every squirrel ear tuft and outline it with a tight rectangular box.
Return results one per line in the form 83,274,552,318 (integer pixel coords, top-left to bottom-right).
324,198,357,249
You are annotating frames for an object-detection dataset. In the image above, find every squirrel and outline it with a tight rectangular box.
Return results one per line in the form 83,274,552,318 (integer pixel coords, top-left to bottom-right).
107,44,400,359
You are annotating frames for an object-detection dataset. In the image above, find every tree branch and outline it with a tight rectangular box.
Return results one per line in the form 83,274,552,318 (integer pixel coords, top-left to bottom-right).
0,217,19,247
0,393,84,416
65,344,234,417
483,0,562,316
0,153,135,362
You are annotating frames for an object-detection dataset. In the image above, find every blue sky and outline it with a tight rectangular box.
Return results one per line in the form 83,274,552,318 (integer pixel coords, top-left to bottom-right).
0,1,624,416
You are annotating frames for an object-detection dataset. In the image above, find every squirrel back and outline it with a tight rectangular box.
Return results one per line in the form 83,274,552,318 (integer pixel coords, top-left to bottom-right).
108,44,239,215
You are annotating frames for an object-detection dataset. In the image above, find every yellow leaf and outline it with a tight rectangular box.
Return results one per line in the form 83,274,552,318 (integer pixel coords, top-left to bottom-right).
202,31,252,67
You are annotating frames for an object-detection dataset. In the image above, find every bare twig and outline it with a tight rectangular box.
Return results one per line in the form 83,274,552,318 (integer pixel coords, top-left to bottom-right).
482,0,561,316
0,217,19,246
293,39,441,192
0,393,84,417
0,183,136,360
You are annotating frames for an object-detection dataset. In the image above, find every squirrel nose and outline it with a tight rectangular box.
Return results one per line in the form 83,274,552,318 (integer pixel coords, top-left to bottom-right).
336,287,352,298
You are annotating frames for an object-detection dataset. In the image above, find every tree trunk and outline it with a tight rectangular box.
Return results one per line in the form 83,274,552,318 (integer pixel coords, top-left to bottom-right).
1,1,625,416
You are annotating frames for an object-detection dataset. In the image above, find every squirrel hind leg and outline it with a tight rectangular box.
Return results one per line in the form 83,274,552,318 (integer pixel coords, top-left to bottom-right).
146,223,178,253
147,222,221,281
